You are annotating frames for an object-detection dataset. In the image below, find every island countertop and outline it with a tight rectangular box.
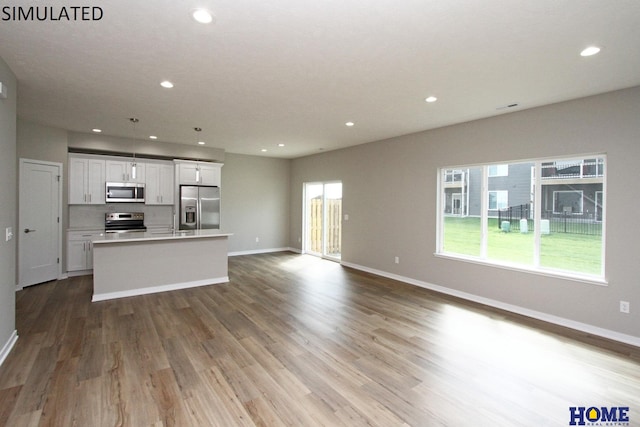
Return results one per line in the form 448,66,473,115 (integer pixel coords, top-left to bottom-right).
92,229,233,244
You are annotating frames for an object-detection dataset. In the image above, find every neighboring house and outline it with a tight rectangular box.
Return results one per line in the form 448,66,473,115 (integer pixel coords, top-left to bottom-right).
442,158,604,221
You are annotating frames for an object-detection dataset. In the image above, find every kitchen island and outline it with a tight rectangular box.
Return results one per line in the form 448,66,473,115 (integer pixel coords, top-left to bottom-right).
91,229,232,302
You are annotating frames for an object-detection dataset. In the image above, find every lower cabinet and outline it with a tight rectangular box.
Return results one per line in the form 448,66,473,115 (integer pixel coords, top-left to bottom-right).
67,230,103,272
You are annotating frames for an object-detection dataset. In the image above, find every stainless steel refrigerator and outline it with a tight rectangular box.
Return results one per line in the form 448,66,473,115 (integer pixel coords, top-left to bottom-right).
179,185,220,230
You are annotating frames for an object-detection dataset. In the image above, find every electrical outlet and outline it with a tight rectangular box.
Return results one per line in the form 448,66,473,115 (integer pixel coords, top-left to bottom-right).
5,227,13,242
620,301,630,314
344,214,349,221
255,237,260,243
394,256,399,264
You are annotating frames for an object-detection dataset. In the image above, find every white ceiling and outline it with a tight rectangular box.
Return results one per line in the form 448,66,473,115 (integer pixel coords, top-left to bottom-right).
1,0,639,158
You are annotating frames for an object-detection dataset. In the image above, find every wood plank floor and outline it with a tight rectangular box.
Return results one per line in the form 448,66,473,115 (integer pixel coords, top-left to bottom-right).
1,252,639,426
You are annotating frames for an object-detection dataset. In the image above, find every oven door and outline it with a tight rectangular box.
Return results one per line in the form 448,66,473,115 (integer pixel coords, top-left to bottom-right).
106,183,145,202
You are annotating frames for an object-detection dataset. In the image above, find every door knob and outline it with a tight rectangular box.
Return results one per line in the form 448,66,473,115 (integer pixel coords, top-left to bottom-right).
24,228,36,233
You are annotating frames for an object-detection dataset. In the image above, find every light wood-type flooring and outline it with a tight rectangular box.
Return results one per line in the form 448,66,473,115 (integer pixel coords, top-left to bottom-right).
1,252,639,426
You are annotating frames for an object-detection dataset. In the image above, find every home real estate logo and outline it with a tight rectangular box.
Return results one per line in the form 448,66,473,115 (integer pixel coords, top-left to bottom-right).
569,406,630,426
1,5,103,21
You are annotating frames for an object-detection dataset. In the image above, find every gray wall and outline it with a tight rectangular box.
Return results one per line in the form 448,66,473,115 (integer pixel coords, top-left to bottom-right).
0,57,17,355
290,86,640,340
222,153,290,253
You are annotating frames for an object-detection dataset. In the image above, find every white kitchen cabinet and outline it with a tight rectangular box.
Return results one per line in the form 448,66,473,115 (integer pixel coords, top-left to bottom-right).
145,162,174,205
69,155,106,204
105,159,145,183
67,230,104,272
175,161,222,186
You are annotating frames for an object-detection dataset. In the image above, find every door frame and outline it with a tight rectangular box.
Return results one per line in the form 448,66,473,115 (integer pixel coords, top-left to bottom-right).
18,158,63,290
302,181,342,261
303,182,323,257
452,193,462,215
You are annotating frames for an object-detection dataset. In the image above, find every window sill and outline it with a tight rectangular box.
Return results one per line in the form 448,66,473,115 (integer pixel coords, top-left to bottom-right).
433,252,608,287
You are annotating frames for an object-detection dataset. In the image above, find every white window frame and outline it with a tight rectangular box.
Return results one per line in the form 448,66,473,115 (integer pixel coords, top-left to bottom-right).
436,155,607,284
488,164,508,177
488,190,508,210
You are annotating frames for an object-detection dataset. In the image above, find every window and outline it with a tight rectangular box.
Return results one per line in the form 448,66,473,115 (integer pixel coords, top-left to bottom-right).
438,155,605,279
488,191,508,210
444,169,464,183
553,191,583,214
488,164,508,177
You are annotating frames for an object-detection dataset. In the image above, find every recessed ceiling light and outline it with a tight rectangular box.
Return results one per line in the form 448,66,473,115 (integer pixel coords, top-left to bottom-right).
160,80,174,89
92,128,102,133
345,122,355,127
278,143,285,147
198,141,205,145
149,135,157,140
261,149,268,152
580,46,601,57
425,96,438,103
192,9,213,24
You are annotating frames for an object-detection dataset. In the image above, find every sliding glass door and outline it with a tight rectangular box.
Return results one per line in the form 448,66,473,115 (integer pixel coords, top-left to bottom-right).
304,182,342,260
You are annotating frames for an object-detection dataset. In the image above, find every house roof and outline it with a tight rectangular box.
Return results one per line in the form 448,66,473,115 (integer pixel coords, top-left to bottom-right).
1,0,639,158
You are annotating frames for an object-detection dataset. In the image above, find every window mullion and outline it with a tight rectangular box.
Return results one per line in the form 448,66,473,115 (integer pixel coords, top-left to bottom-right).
533,161,542,267
480,165,488,258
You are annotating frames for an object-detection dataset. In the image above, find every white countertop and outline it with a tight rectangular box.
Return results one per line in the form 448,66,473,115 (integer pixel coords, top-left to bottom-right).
92,229,233,244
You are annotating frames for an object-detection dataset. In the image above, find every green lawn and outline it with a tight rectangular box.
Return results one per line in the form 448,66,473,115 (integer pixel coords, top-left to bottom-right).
442,216,602,275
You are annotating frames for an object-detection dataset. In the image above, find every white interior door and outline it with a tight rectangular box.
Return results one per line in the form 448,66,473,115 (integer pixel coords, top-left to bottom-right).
19,159,62,288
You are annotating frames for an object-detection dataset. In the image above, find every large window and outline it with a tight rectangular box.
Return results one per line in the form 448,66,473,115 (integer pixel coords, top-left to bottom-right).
438,156,605,280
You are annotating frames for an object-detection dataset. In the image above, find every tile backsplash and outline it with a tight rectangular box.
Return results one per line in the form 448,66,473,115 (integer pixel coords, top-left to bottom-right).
69,204,174,229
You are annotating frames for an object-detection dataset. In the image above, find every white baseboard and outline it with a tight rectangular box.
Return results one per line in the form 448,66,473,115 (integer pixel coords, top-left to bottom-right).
0,330,18,367
229,247,298,257
92,277,229,302
341,261,640,348
67,270,93,278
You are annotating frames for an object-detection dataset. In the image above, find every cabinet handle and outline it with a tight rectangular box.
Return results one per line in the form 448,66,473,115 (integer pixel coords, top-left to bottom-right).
89,194,92,203
84,194,87,202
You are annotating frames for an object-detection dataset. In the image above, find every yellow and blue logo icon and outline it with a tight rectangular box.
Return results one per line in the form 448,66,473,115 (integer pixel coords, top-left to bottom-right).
569,406,630,425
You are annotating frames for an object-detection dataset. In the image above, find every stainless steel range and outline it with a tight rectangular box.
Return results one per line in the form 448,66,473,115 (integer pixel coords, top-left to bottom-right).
104,212,147,233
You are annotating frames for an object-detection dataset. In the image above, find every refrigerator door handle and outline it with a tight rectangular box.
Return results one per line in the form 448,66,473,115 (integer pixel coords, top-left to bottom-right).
197,198,201,229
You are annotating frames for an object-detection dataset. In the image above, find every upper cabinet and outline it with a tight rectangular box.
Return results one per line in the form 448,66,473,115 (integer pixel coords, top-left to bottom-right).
105,159,145,183
69,155,106,204
69,155,221,206
145,162,174,205
175,160,222,186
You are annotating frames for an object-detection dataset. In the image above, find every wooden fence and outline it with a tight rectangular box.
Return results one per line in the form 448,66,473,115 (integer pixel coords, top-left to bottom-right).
309,197,342,256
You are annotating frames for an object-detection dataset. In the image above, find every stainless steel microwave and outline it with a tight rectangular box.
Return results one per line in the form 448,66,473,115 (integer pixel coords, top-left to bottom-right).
106,182,145,203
